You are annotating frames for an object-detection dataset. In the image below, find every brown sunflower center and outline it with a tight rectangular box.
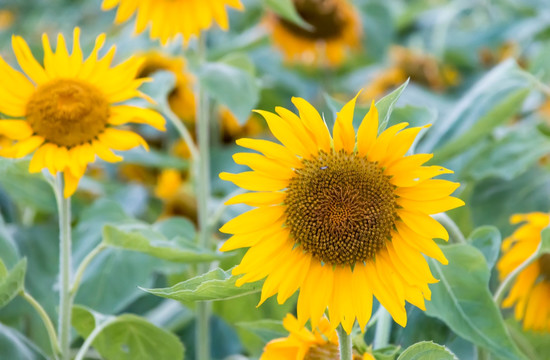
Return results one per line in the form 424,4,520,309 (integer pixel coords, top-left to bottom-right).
285,149,398,266
304,342,339,360
279,0,347,40
539,254,550,281
26,79,110,147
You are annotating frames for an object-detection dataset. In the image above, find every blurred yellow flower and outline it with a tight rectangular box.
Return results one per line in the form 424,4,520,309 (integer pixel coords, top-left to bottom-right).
102,0,244,45
261,314,374,360
219,107,264,144
497,212,550,332
0,28,164,197
0,10,15,30
267,0,361,67
219,95,464,332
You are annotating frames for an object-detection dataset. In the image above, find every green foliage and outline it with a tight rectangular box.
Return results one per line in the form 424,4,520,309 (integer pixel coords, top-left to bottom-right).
0,258,26,309
397,341,457,360
142,267,262,302
426,244,525,360
72,306,185,360
260,0,310,29
468,226,502,270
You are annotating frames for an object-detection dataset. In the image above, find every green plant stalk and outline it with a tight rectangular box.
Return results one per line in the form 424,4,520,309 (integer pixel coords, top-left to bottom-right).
74,317,117,360
493,242,541,304
195,34,211,360
159,102,199,160
70,243,107,298
336,325,352,360
55,175,72,360
21,291,61,358
373,307,392,349
433,213,466,244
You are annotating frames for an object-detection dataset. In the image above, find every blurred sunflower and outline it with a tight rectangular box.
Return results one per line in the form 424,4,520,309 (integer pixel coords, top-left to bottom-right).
219,95,464,332
219,107,264,144
362,46,460,101
101,0,244,45
0,28,164,197
497,212,550,332
266,0,361,67
261,314,374,360
154,167,198,224
138,52,196,125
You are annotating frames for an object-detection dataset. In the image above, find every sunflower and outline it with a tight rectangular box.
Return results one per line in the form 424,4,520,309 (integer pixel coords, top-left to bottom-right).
219,107,264,144
219,94,464,333
266,0,361,67
261,314,374,360
101,0,244,45
137,52,196,124
0,28,164,197
497,212,550,332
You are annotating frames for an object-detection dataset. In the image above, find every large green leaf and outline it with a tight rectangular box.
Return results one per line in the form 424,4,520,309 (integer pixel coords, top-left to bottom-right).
102,225,222,263
425,244,525,360
0,323,48,360
431,88,529,164
506,318,550,360
0,258,26,309
0,219,18,269
468,226,501,271
199,61,259,124
376,79,410,131
142,267,261,302
397,341,457,360
235,319,286,344
72,306,184,360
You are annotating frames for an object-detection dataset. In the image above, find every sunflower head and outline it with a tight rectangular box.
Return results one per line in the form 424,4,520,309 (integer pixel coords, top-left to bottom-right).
267,0,361,66
219,93,464,332
497,212,550,332
101,0,244,45
260,314,373,360
0,28,165,197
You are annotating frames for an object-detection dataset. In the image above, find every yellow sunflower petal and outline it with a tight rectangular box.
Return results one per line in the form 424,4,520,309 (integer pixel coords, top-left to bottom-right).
98,128,149,151
224,191,286,206
291,97,331,152
254,110,311,158
236,138,302,169
219,171,288,191
232,152,296,180
356,100,378,157
0,120,33,140
397,211,449,241
11,35,49,84
333,94,358,154
397,196,465,215
63,171,80,198
108,105,166,131
220,206,286,234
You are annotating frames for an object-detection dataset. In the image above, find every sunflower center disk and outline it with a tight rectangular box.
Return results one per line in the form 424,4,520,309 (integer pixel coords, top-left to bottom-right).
26,79,110,147
304,342,339,360
285,149,398,266
539,254,550,281
279,0,347,40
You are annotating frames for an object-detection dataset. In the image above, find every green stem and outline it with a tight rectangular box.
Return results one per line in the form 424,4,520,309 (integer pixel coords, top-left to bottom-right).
70,243,107,298
336,325,352,360
21,291,61,358
158,102,199,160
195,33,211,360
373,307,392,349
494,242,541,304
74,317,117,360
54,175,73,360
433,213,466,244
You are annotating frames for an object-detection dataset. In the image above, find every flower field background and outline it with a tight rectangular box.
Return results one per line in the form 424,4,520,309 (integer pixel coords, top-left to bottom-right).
1,0,550,359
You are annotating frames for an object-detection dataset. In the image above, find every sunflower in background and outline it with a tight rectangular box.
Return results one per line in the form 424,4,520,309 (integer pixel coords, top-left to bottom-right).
497,212,550,332
362,46,460,101
261,314,374,360
0,28,164,197
101,0,244,45
220,95,464,332
266,0,361,67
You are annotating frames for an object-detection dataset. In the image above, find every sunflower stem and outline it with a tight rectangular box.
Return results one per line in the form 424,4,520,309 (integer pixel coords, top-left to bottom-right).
159,102,199,160
195,33,211,360
493,241,542,304
70,243,107,298
336,325,353,360
54,175,73,360
433,213,466,244
373,307,392,349
21,291,61,359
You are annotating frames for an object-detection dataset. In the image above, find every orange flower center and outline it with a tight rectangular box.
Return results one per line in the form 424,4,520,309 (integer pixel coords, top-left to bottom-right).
26,79,110,147
285,149,397,266
304,342,339,360
279,0,347,40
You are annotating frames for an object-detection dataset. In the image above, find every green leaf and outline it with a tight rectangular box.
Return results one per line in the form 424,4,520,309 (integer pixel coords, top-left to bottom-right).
153,217,196,242
432,88,529,164
199,61,260,125
140,71,176,106
376,79,410,132
425,244,525,360
538,227,550,254
0,259,7,280
468,226,501,270
372,345,400,360
397,341,457,360
235,319,286,343
506,318,550,360
142,267,262,302
102,225,222,263
121,148,188,171
0,219,19,269
0,258,26,309
0,323,48,360
261,0,311,29
72,306,184,360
